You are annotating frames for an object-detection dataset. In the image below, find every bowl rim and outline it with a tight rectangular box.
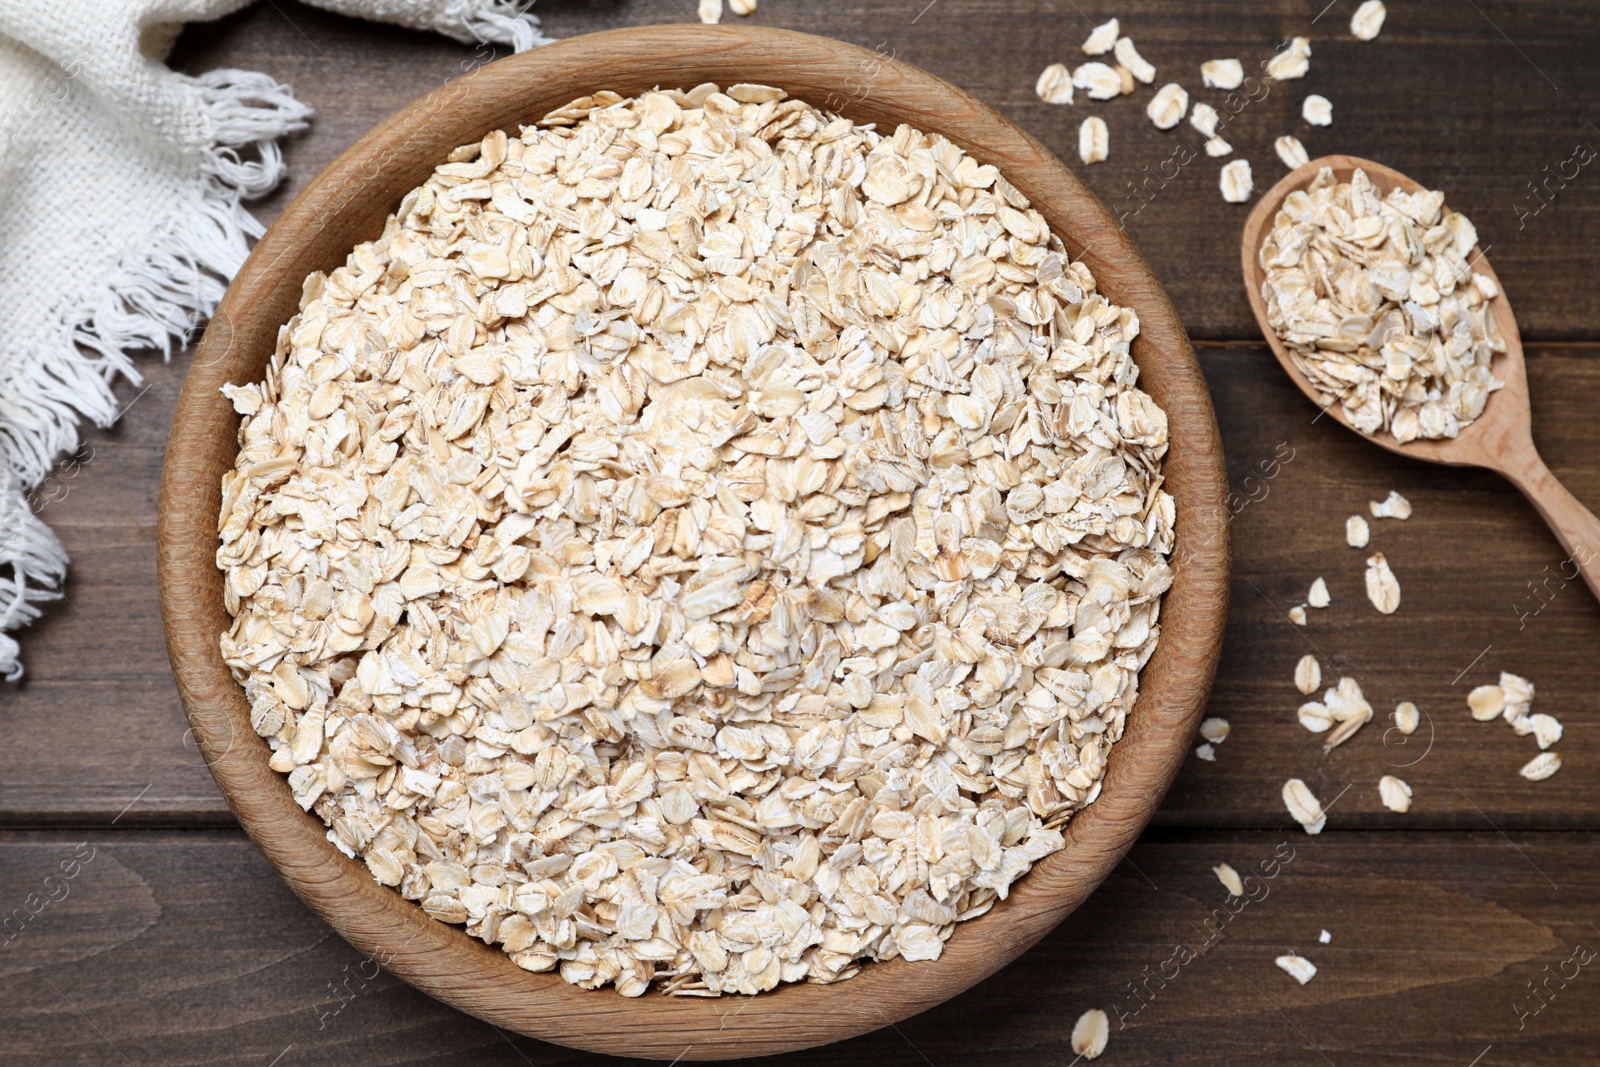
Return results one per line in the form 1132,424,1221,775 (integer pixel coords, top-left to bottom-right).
157,23,1230,1061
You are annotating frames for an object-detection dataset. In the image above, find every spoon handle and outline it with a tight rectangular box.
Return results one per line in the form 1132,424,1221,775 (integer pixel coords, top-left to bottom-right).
1500,447,1600,604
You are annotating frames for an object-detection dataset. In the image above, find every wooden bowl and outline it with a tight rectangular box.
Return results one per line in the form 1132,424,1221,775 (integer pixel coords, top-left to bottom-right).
158,25,1230,1061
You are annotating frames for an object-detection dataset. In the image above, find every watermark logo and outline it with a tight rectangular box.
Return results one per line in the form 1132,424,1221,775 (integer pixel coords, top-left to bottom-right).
1512,940,1595,1030
1511,544,1594,629
1108,839,1297,1028
0,842,96,950
1513,142,1596,231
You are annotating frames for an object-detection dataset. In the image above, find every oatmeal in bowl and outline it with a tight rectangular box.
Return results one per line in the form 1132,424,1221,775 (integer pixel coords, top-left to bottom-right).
217,83,1175,998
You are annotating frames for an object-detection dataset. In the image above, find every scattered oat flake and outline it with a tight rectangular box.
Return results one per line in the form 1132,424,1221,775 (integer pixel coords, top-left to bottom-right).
1205,137,1234,158
698,0,722,23
1276,954,1319,984
1072,1008,1110,1059
1079,116,1109,164
1394,701,1420,735
1266,37,1312,80
1200,717,1231,744
1530,713,1563,750
1037,63,1075,104
1379,775,1413,813
1351,0,1387,40
1195,743,1217,762
1365,553,1401,614
1220,158,1253,203
1073,61,1124,100
1295,654,1322,695
1323,716,1365,752
1275,134,1310,170
1501,671,1535,706
1147,83,1189,130
1201,58,1244,89
1346,515,1370,548
1189,101,1220,138
1299,701,1334,733
1501,675,1537,733
729,0,756,12
1299,700,1337,735
1370,490,1412,519
1082,18,1120,54
1214,862,1246,897
1468,685,1506,721
1283,778,1327,834
1114,37,1156,84
1521,752,1562,781
1115,65,1137,95
1318,929,1332,944
1289,604,1308,625
1308,577,1330,608
1302,94,1333,127
1328,676,1369,720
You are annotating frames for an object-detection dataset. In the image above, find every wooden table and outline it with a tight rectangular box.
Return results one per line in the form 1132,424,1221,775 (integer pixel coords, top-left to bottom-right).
5,2,1599,1063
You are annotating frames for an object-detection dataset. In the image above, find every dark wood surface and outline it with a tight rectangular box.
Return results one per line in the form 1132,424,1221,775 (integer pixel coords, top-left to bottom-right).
188,0,1600,343
4,1,1599,1062
4,831,1598,1065
155,24,1229,1057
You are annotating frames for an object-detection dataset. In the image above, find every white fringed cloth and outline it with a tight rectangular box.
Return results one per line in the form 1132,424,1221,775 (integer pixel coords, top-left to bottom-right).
0,0,552,679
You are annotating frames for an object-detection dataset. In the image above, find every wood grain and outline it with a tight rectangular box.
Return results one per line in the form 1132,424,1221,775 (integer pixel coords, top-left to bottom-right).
1160,346,1600,830
155,24,1229,1059
4,830,1597,1066
6,4,1600,1064
172,0,1600,343
1241,154,1600,602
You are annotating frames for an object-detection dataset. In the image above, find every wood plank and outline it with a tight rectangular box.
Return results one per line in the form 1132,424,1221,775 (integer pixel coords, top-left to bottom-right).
4,348,1597,828
7,3,1598,1057
166,0,1600,341
8,1,1600,829
0,356,234,828
1157,346,1600,830
2,829,1595,1064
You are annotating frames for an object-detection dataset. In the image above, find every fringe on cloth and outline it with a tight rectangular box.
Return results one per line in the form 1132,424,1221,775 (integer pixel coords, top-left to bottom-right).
454,0,556,51
0,466,68,681
0,3,554,682
0,69,310,682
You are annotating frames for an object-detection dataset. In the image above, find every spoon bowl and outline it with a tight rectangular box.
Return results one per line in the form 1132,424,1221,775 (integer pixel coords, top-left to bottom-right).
1242,154,1600,599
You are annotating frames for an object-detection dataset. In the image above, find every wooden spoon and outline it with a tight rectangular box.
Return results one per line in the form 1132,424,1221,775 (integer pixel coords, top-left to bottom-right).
1242,154,1600,601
